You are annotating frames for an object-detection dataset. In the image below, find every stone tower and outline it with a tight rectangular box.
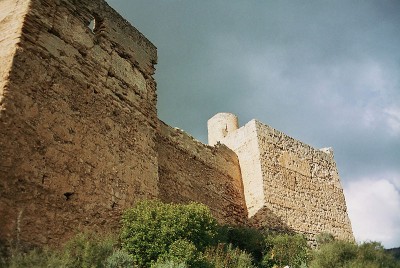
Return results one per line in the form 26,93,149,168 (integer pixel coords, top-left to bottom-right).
208,113,239,146
208,113,354,243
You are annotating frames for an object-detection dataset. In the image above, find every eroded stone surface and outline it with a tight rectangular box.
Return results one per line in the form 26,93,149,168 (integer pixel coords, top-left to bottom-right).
0,0,158,247
157,120,247,225
214,115,354,243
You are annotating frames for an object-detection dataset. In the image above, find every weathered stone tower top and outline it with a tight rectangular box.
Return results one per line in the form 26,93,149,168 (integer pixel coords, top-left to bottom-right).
207,112,239,146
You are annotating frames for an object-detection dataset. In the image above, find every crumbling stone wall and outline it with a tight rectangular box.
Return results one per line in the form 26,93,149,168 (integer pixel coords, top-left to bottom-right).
0,0,159,247
210,114,354,242
157,121,247,225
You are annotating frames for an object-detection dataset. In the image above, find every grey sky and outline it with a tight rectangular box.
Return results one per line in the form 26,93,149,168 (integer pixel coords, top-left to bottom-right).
107,0,400,248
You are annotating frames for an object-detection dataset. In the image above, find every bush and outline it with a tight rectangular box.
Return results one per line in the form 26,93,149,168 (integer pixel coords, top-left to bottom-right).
203,243,256,268
7,248,63,268
348,241,399,268
153,239,209,268
151,260,187,268
2,232,118,268
315,233,335,247
262,233,310,268
309,240,358,268
105,249,134,268
61,232,116,268
223,226,265,263
310,240,400,268
121,200,218,267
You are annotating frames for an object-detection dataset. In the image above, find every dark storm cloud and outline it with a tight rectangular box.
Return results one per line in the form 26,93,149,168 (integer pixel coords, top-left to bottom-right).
107,0,400,247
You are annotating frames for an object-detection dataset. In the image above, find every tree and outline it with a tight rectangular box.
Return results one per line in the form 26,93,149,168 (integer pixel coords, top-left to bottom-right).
262,233,310,268
310,240,400,268
120,200,218,267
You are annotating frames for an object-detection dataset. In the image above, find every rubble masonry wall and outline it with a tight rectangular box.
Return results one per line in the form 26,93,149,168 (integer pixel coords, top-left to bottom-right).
0,0,159,247
218,118,353,242
253,120,353,242
157,121,247,225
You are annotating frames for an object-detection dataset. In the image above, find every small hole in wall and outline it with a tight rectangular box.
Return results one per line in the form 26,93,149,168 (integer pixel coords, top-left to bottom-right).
88,18,96,33
64,192,74,201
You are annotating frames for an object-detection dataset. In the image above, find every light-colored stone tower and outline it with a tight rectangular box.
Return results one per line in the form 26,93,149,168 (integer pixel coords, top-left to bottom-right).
208,113,239,146
208,113,354,244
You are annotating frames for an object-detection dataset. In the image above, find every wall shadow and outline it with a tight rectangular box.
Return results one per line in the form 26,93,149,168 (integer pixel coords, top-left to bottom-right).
247,206,295,234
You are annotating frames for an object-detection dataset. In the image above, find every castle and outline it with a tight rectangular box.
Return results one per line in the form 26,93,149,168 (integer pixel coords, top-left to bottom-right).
0,0,353,248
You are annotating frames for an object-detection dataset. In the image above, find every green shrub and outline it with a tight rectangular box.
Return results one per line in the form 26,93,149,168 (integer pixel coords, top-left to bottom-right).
3,232,118,268
204,243,256,268
166,240,198,262
61,232,117,268
309,240,358,268
262,233,310,268
153,239,209,268
121,200,218,267
151,260,187,268
310,240,400,268
315,233,335,247
223,226,265,263
7,248,63,268
105,249,134,268
348,241,399,268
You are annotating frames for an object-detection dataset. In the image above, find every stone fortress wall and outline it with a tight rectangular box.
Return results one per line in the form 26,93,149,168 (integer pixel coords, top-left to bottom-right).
0,0,161,247
0,0,353,248
157,120,247,226
208,114,354,243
